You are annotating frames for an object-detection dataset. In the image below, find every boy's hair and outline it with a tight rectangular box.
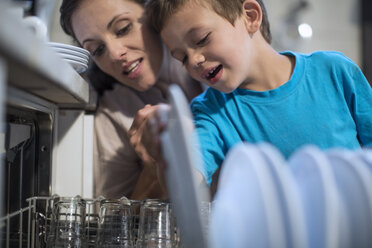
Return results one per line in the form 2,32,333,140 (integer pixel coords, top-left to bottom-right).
146,0,272,44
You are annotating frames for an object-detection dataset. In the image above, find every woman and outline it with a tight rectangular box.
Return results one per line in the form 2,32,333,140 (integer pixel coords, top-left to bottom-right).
60,0,202,200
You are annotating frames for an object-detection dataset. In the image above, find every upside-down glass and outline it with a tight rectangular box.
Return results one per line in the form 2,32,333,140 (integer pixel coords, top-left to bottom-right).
52,196,86,248
43,194,60,247
85,197,104,248
136,199,176,248
130,200,142,244
97,198,134,247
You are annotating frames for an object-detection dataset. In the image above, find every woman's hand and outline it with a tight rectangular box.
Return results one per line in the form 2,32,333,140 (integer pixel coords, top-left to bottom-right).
129,104,171,195
128,104,170,169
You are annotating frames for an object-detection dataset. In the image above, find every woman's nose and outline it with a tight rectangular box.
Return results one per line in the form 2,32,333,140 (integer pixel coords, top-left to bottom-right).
107,40,127,61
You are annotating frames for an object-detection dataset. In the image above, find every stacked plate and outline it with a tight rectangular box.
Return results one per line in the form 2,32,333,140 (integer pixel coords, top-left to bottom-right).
48,42,90,73
210,143,372,248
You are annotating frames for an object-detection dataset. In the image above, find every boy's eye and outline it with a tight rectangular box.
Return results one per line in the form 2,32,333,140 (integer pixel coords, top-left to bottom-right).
117,23,132,37
92,44,105,57
196,32,211,46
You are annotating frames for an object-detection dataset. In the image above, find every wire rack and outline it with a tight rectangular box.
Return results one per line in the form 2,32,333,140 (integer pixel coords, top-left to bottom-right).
0,196,100,248
0,196,185,248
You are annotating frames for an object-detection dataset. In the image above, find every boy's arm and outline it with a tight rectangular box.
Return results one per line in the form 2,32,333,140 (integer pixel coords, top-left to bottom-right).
343,63,372,146
191,102,226,186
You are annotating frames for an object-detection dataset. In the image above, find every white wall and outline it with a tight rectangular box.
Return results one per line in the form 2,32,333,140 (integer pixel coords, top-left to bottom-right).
265,0,361,65
49,0,74,45
53,110,94,198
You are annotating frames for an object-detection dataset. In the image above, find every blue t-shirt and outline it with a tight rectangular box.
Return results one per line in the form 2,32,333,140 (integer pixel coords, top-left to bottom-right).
190,51,372,184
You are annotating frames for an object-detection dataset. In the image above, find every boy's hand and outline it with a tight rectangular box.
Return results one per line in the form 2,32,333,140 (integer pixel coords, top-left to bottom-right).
129,104,170,169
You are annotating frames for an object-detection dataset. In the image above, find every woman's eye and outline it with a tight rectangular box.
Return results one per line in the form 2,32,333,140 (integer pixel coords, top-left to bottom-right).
117,24,132,37
92,44,105,57
196,32,211,46
182,55,188,65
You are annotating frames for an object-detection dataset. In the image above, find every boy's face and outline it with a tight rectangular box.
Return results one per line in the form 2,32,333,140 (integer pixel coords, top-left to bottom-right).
161,1,255,93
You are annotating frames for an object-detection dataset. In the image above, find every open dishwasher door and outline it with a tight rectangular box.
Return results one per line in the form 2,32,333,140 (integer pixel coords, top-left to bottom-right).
161,84,210,248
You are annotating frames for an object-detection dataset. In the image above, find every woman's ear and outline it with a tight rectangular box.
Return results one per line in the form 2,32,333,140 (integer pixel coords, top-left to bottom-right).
241,0,262,34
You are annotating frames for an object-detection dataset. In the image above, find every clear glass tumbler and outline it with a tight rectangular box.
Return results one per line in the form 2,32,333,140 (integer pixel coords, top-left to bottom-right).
97,198,134,248
85,197,104,248
45,194,61,247
52,196,86,248
136,199,176,248
130,200,142,244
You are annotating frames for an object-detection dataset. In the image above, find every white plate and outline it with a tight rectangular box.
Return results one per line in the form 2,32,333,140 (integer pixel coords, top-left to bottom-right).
160,84,210,248
53,47,90,60
327,149,372,247
48,42,90,56
258,143,307,248
210,143,284,248
356,148,372,173
58,53,89,64
289,146,341,248
342,149,372,220
64,59,88,73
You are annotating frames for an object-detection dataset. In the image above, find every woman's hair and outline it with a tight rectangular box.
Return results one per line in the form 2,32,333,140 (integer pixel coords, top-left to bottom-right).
86,63,117,96
59,0,145,96
60,0,146,42
59,0,82,42
146,0,272,44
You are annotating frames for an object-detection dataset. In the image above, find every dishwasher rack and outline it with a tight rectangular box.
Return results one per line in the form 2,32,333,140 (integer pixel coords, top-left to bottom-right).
0,196,100,248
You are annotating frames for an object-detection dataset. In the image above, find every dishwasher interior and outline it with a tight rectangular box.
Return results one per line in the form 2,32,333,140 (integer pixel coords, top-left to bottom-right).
0,2,93,247
1,100,53,247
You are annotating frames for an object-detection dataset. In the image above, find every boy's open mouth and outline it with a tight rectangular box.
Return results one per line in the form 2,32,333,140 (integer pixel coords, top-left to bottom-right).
205,64,223,80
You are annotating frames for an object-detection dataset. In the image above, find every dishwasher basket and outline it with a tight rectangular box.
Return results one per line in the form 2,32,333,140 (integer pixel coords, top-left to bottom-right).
0,196,100,248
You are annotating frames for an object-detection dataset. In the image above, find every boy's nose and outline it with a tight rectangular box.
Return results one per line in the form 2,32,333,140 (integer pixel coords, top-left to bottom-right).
190,53,206,68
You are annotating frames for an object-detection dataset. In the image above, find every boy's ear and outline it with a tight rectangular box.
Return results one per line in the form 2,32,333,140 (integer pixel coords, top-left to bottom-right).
241,0,262,34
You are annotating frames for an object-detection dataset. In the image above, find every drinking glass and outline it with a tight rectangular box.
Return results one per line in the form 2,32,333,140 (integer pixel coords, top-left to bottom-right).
52,196,86,248
136,199,176,248
45,194,60,247
97,198,134,248
130,200,142,244
85,197,104,248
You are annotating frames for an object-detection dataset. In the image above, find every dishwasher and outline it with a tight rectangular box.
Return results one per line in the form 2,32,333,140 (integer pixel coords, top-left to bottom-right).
0,3,97,247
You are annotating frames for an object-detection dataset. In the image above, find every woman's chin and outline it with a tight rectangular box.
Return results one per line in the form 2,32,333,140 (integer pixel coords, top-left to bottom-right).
118,80,156,92
138,84,156,92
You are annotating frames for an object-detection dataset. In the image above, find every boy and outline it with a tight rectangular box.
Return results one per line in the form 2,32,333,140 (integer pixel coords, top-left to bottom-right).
145,0,372,185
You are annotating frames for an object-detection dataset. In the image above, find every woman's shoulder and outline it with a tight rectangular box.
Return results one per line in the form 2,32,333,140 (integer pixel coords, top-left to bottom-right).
95,84,145,127
98,84,143,113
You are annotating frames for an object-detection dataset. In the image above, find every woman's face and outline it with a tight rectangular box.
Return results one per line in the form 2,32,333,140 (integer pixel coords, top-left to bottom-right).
71,0,163,91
